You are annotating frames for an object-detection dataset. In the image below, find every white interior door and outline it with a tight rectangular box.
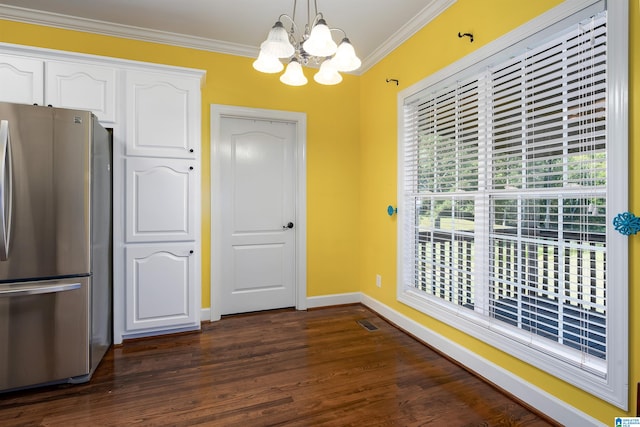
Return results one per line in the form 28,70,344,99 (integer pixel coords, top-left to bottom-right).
217,115,298,315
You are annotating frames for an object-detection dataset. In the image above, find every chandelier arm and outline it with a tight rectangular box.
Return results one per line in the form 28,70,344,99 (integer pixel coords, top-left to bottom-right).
278,14,294,25
329,28,348,39
309,12,324,29
278,14,301,38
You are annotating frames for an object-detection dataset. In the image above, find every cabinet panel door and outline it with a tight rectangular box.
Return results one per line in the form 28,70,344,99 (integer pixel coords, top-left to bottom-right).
125,157,196,242
125,70,199,158
45,61,117,123
125,244,196,331
0,55,44,105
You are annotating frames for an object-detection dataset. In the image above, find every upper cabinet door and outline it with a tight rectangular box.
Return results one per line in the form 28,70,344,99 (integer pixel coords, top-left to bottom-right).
45,61,117,123
0,55,44,105
125,70,199,159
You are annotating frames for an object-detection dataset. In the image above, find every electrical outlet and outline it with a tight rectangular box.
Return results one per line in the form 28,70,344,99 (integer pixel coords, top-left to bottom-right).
376,274,382,288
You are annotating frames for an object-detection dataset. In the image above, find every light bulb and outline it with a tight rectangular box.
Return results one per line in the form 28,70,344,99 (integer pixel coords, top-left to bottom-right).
252,50,284,74
280,59,308,86
302,18,337,57
332,38,361,72
314,59,342,85
260,21,295,58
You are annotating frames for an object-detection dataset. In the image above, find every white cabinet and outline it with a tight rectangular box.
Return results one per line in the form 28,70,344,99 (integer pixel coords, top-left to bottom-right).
0,54,44,105
45,61,117,123
125,70,199,158
0,54,117,123
0,43,204,343
125,244,196,331
120,68,202,335
125,157,197,243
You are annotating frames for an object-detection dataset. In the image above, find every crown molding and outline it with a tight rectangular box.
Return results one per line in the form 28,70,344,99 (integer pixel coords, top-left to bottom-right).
360,0,457,72
0,4,257,57
0,1,456,73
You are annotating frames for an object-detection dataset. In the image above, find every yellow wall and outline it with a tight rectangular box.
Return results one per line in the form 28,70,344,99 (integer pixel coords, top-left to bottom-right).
0,18,362,303
359,0,639,423
0,0,637,422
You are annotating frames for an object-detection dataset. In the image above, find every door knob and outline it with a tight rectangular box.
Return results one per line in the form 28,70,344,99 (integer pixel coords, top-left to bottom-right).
283,222,294,229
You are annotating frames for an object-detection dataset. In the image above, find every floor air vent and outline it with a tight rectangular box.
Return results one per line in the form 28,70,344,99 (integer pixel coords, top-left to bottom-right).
357,319,379,331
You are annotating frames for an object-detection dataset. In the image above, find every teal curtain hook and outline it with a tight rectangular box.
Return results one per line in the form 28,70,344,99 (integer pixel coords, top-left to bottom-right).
387,205,397,216
613,212,640,236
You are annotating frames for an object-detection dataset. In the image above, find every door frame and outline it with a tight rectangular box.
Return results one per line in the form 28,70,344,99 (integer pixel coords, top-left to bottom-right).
210,104,307,321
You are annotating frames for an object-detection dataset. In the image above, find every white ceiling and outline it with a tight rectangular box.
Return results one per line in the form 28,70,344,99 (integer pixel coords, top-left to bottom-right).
0,0,456,72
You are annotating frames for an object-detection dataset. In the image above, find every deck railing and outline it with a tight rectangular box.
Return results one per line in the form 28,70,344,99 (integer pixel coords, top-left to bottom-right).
415,228,606,358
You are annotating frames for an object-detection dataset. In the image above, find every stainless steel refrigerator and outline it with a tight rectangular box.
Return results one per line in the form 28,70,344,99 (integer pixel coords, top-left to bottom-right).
0,102,112,392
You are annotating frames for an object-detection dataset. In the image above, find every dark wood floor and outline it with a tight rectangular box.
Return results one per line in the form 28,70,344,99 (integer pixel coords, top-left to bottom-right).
0,305,558,426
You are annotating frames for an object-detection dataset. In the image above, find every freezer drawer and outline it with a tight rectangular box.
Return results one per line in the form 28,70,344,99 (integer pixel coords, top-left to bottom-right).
0,278,89,392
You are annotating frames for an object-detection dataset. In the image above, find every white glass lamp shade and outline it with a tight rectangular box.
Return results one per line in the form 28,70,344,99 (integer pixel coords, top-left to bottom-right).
302,18,337,57
260,21,295,58
314,59,342,85
332,38,361,72
253,50,284,73
280,59,308,86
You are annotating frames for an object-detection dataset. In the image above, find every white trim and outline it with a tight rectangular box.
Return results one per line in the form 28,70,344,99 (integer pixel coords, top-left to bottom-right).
604,0,630,413
397,0,607,102
121,324,201,342
606,0,633,409
210,104,307,321
396,0,628,409
0,1,455,75
359,294,605,427
300,291,603,425
306,292,362,309
0,4,256,57
361,0,457,72
148,290,610,424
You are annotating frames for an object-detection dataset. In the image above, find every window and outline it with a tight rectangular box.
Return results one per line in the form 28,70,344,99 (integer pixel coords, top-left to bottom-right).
398,0,628,408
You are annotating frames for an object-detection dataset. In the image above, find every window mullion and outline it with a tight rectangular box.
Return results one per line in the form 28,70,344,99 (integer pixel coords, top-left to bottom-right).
559,36,570,347
474,70,491,317
518,53,527,332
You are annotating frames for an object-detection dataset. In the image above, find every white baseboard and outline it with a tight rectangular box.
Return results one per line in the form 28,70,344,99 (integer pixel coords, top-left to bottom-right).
121,324,201,341
201,291,601,425
306,292,362,308
359,293,604,427
200,293,360,321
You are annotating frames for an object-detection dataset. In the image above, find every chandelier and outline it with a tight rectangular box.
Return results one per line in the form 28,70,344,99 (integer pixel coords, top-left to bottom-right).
252,0,362,86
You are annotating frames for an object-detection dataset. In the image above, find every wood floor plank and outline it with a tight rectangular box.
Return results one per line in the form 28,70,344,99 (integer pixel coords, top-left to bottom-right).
0,305,558,426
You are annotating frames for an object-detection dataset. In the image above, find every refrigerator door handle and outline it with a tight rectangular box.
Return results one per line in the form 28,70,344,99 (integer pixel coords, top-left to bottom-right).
0,282,81,297
0,120,12,261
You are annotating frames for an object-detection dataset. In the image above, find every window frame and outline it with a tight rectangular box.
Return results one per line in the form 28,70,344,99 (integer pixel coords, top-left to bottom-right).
396,0,628,409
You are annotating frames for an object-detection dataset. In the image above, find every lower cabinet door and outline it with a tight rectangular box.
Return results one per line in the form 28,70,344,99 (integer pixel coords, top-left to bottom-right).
125,244,196,331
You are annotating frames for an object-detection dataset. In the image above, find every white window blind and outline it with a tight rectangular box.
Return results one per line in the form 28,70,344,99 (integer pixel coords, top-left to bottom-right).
488,17,607,364
399,2,627,408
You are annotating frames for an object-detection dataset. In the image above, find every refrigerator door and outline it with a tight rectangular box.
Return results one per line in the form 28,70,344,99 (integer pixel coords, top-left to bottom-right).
0,103,92,282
